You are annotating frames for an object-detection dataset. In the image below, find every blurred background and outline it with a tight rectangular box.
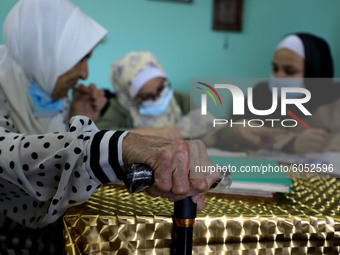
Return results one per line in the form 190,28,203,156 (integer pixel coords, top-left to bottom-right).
1,0,339,94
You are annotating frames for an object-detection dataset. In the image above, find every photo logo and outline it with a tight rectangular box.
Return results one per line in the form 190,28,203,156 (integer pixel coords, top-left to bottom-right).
196,82,312,128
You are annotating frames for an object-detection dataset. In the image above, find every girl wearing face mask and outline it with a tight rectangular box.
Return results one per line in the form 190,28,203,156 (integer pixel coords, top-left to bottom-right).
234,33,340,153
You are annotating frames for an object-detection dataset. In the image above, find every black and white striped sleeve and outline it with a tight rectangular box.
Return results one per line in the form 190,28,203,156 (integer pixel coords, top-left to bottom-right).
89,130,128,182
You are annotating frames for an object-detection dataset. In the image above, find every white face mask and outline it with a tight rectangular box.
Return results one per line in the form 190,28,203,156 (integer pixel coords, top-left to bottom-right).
138,87,173,116
268,75,304,98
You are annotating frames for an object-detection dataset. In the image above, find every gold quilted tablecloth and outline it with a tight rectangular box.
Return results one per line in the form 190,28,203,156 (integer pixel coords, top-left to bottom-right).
63,177,340,255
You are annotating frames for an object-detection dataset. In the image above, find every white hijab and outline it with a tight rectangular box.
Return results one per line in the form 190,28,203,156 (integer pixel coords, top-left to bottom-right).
0,0,107,134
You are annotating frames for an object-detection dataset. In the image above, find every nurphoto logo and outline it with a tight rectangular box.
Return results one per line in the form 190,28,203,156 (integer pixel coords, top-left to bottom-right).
196,81,312,128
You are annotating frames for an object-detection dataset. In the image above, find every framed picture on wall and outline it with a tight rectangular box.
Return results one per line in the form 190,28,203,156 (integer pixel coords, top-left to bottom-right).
213,0,243,31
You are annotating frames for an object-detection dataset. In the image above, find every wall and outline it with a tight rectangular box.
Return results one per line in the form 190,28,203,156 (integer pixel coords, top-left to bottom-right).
1,0,339,95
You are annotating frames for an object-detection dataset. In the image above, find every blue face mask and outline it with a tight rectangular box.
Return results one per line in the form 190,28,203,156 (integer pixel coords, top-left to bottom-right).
268,75,304,99
139,87,173,116
28,81,64,117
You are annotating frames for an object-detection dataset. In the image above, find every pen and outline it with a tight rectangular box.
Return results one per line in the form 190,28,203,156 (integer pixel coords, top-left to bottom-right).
286,110,310,129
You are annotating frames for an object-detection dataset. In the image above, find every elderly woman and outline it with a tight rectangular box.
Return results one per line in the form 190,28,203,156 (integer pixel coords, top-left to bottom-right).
96,51,188,140
0,1,218,253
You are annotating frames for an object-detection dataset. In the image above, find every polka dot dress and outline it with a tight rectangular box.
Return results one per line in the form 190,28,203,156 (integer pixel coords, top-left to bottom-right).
0,91,127,229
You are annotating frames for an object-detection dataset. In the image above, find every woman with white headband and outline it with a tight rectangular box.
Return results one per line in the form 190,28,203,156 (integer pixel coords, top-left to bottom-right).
0,1,220,253
234,32,340,153
96,51,186,140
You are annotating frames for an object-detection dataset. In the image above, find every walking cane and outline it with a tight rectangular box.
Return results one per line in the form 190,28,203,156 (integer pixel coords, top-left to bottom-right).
122,164,231,255
173,197,196,255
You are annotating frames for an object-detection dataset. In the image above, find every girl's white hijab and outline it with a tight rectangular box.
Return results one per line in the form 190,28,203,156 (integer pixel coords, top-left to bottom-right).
0,0,107,134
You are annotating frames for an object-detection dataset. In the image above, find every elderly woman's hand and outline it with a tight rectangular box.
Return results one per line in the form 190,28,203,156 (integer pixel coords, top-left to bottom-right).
70,83,107,121
122,133,220,210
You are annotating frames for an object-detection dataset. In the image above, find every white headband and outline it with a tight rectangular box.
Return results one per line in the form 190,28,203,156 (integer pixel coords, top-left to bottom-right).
276,35,305,59
132,67,166,98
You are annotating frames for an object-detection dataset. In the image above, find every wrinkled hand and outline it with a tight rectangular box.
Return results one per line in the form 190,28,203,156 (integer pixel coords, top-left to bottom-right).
122,133,220,210
293,128,331,153
70,83,107,121
233,123,287,149
131,125,183,140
